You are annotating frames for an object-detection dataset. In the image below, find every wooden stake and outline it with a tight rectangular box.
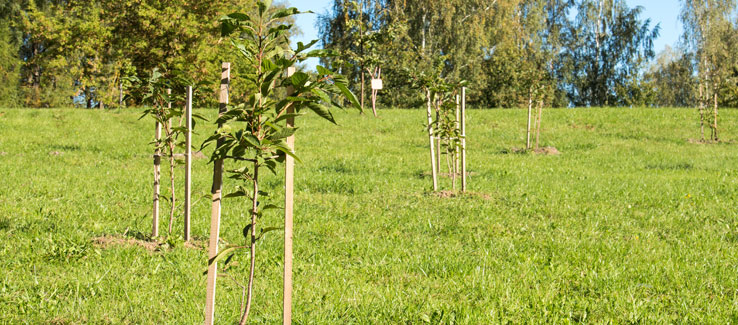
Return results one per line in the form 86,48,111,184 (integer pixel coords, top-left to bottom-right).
283,67,296,325
426,89,438,191
535,99,543,150
184,86,192,242
153,120,161,238
435,99,441,177
436,134,441,177
461,87,467,192
205,62,230,325
713,91,719,141
526,87,533,150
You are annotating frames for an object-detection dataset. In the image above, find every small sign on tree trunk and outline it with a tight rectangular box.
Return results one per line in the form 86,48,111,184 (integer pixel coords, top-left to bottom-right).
371,78,383,90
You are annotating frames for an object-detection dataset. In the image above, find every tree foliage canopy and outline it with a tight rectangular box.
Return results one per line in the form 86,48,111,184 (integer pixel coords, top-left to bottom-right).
318,0,738,108
2,0,738,108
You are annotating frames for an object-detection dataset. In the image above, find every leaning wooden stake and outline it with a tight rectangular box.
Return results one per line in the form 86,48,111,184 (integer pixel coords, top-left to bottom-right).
153,120,162,237
184,86,193,242
205,62,230,325
461,87,467,192
283,67,296,325
426,89,438,191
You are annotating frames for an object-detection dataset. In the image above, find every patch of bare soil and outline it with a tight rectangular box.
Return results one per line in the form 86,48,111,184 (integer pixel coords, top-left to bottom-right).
93,234,208,251
688,138,733,144
420,171,477,178
431,191,491,200
533,146,561,155
570,123,596,131
505,147,527,154
0,152,6,156
502,147,561,155
184,239,207,250
49,151,64,156
93,235,161,251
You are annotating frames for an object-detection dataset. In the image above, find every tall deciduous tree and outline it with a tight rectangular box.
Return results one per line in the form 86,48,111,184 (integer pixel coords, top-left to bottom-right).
562,0,660,107
644,46,696,107
681,0,736,141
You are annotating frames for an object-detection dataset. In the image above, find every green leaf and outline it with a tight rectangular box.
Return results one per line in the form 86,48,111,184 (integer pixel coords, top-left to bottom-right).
268,24,291,38
227,12,250,21
290,72,310,88
316,65,332,76
272,141,302,163
306,102,336,124
204,245,247,274
274,113,305,123
262,204,280,210
270,7,299,20
220,17,237,37
305,49,335,58
257,0,271,17
335,82,362,112
224,190,247,199
232,40,254,60
269,126,296,140
241,134,260,148
296,39,319,54
310,88,332,104
257,227,284,240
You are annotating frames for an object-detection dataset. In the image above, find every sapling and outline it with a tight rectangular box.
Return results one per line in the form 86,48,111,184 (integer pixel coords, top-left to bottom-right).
535,97,544,150
130,69,205,238
405,56,466,192
205,2,360,322
432,87,462,189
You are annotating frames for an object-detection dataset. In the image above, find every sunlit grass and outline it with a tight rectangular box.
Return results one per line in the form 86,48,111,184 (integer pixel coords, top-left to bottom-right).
1,107,737,323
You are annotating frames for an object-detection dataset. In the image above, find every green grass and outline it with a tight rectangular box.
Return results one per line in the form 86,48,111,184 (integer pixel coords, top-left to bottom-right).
1,107,738,323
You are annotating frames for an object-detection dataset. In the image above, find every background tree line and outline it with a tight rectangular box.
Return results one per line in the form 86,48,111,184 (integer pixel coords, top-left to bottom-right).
0,0,299,108
1,0,737,109
319,0,738,108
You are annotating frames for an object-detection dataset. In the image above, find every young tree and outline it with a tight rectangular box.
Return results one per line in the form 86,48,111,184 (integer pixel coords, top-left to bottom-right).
319,0,388,114
207,2,360,322
132,69,205,238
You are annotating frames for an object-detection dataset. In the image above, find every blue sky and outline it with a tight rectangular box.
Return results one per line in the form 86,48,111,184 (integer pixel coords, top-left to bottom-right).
290,0,682,71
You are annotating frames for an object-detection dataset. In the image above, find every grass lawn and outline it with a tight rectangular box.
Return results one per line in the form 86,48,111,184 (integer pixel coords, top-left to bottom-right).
1,107,738,323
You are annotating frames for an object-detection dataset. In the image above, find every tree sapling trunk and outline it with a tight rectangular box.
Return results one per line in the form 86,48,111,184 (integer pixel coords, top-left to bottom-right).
241,164,259,325
426,89,438,191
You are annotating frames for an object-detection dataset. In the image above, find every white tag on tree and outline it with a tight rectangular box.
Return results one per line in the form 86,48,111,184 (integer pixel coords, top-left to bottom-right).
371,79,383,90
